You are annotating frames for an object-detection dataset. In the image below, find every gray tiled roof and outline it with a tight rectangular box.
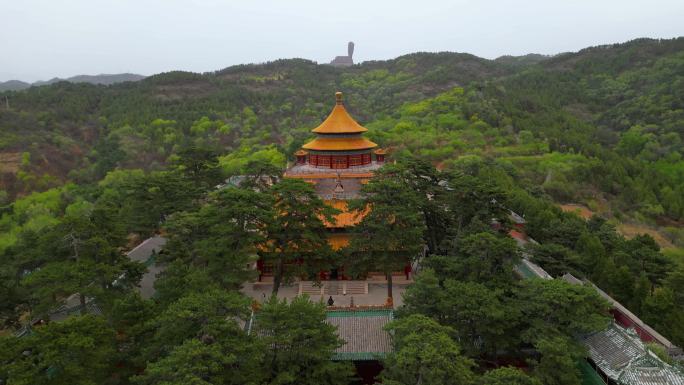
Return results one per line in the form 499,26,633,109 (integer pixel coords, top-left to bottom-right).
127,236,166,263
562,273,682,358
245,309,394,361
326,309,394,360
514,258,553,280
583,323,684,385
127,236,167,299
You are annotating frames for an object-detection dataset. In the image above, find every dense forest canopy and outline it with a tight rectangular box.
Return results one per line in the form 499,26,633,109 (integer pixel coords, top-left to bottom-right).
1,37,684,384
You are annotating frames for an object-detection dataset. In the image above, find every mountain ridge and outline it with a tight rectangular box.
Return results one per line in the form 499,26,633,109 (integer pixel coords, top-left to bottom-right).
0,73,146,92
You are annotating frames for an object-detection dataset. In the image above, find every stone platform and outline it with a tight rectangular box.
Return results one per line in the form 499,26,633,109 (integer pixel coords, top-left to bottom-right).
241,279,410,308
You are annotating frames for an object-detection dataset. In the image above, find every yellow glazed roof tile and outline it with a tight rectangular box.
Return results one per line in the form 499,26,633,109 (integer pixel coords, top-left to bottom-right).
312,92,368,134
322,200,368,228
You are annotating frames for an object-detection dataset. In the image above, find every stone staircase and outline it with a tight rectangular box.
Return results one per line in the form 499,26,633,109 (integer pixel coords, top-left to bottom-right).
327,281,341,295
299,281,324,296
345,281,367,295
298,281,368,296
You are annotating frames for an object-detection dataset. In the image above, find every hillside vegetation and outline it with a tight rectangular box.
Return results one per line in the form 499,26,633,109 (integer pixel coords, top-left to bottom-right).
0,52,516,198
1,39,682,225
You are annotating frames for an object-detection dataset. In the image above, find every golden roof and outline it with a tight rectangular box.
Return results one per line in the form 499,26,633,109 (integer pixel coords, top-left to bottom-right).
373,148,387,155
312,92,368,134
294,150,308,156
302,137,377,151
322,200,368,228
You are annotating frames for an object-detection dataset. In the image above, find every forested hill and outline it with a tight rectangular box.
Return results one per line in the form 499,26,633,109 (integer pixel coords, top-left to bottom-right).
0,37,682,206
0,50,521,197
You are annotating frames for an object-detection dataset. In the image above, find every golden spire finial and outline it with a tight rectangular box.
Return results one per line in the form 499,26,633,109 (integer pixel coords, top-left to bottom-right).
335,91,343,105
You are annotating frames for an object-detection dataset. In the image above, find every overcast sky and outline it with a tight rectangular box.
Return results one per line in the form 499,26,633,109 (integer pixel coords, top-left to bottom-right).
2,0,683,82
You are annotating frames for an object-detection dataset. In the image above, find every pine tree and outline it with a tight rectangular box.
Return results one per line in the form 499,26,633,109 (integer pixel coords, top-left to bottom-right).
348,169,426,300
262,178,337,296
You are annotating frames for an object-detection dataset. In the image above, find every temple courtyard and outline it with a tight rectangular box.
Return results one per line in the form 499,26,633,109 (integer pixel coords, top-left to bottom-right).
241,279,411,307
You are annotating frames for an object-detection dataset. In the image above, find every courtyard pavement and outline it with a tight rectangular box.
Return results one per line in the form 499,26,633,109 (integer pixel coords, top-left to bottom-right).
241,281,409,308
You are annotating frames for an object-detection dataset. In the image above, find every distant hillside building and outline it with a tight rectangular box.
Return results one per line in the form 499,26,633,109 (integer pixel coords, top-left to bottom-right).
330,42,355,67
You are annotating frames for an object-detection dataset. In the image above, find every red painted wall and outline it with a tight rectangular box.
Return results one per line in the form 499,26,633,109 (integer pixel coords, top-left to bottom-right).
610,309,656,342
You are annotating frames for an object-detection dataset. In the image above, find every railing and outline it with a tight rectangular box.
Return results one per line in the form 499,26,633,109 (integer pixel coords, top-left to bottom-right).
285,162,382,175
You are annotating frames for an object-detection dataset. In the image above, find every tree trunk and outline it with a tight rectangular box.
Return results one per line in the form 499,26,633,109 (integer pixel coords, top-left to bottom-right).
79,293,87,315
426,216,438,254
272,258,284,297
387,272,393,300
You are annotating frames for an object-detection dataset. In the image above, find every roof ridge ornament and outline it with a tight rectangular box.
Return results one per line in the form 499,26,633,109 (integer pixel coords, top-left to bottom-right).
336,91,343,105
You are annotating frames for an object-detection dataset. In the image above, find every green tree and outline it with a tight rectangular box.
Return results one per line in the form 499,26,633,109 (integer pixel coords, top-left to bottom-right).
133,338,264,385
171,145,225,191
90,132,125,180
397,269,443,320
641,288,684,347
532,336,584,385
0,315,117,385
109,293,156,381
429,232,520,289
163,187,272,289
380,159,451,253
527,242,582,277
240,158,282,191
255,296,353,385
382,314,475,385
97,169,202,236
349,170,426,299
515,279,610,345
479,367,542,385
441,172,511,245
575,232,606,274
22,202,144,316
263,178,337,296
664,263,684,307
139,289,250,363
440,279,517,357
625,235,672,289
152,260,217,307
400,269,519,359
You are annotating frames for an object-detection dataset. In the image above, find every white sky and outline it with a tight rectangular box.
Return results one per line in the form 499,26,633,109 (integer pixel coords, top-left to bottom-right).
1,0,683,82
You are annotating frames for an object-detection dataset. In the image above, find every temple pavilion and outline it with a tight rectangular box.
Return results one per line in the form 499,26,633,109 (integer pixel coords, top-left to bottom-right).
295,91,381,169
256,92,410,282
